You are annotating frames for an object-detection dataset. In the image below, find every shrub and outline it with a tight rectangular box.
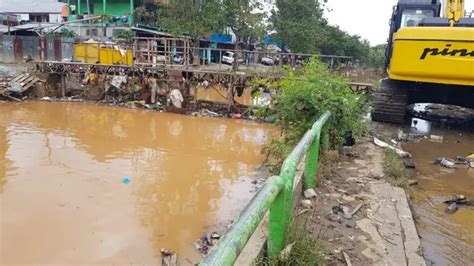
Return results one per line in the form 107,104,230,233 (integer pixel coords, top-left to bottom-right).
263,58,368,171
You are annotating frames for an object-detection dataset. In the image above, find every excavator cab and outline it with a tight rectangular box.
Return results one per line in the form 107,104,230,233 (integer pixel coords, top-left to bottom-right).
372,0,474,124
386,1,442,67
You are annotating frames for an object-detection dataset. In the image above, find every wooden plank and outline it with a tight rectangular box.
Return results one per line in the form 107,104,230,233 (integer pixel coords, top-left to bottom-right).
22,78,40,92
20,76,35,86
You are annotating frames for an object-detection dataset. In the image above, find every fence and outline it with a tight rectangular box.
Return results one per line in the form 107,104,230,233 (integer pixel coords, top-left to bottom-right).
0,35,75,63
201,111,331,265
0,35,353,72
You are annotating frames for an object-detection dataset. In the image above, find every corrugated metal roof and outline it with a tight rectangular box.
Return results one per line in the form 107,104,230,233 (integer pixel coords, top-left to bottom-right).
0,0,64,14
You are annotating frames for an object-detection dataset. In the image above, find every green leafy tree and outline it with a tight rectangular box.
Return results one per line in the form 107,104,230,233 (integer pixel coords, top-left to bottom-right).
221,0,266,70
271,0,326,53
263,58,368,171
158,0,223,64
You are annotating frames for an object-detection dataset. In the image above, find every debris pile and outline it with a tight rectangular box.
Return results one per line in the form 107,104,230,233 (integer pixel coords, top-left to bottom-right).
194,232,221,256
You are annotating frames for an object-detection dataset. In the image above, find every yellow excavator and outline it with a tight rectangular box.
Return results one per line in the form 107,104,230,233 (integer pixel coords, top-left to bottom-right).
372,0,474,123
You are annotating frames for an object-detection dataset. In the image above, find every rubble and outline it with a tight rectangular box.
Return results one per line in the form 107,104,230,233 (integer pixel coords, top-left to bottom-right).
194,232,221,256
160,248,178,266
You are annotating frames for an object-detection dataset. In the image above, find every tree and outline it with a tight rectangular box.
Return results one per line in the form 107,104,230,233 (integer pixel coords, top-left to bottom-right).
158,0,223,64
221,0,266,70
271,0,326,53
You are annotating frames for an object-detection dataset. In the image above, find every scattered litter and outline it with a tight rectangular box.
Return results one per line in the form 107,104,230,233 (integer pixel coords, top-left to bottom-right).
373,137,411,158
470,161,474,168
342,250,353,266
121,177,131,184
279,242,295,262
443,195,473,206
343,202,364,220
343,131,355,146
408,180,418,186
331,205,344,215
194,232,221,255
303,188,317,199
301,199,313,209
467,154,474,160
403,161,416,169
231,113,242,119
41,97,52,101
455,156,469,164
446,203,458,214
430,134,444,142
434,157,455,168
160,248,177,266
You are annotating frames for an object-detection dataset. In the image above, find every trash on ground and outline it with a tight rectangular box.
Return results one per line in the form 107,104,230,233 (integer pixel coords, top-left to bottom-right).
343,131,355,146
443,195,473,206
434,157,455,168
373,137,412,158
343,202,364,220
455,156,469,164
430,134,444,142
121,177,131,184
303,188,317,199
331,205,344,215
446,203,458,214
408,180,419,186
194,232,221,256
403,161,416,169
301,199,313,209
467,153,474,160
160,248,178,266
279,242,296,262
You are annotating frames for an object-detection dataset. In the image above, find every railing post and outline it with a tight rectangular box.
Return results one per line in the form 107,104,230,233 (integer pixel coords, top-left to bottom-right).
268,156,298,256
304,134,321,189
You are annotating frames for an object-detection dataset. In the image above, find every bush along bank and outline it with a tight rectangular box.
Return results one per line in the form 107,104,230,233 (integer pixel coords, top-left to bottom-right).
262,57,369,172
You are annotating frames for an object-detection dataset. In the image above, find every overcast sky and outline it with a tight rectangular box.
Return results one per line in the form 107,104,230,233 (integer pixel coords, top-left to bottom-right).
324,0,474,45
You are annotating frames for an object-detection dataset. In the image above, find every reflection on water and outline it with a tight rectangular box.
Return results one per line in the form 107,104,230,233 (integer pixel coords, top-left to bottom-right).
0,102,275,264
195,85,253,105
403,127,474,265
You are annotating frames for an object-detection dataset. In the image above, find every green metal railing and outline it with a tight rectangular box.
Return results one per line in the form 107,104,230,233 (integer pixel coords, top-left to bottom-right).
201,111,331,266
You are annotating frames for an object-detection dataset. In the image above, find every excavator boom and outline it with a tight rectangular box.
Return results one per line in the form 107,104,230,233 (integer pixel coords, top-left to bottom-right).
445,0,465,22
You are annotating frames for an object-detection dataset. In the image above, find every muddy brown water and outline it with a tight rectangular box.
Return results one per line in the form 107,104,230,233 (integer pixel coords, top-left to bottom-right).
403,123,474,265
0,102,275,264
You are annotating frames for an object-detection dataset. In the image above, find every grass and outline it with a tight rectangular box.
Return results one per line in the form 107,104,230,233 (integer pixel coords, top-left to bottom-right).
383,149,409,188
256,218,326,266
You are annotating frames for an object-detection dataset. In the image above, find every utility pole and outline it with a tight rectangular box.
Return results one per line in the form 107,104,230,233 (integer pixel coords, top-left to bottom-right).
87,0,92,38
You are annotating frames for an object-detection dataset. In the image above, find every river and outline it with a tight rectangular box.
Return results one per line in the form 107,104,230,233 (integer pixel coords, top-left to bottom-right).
403,119,474,265
0,102,275,264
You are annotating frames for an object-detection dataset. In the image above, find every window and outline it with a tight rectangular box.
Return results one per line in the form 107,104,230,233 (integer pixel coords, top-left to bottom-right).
85,29,99,36
401,9,435,27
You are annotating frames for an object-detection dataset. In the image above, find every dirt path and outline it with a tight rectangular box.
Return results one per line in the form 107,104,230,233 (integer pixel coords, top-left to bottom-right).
298,138,424,265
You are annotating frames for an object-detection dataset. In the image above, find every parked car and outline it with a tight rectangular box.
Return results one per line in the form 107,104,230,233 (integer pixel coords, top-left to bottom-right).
173,53,184,64
222,52,244,65
261,56,275,66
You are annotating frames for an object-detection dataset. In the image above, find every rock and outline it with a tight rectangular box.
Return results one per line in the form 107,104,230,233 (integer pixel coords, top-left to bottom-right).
160,248,177,266
304,188,317,199
301,199,313,209
342,195,356,202
403,161,416,169
446,203,458,214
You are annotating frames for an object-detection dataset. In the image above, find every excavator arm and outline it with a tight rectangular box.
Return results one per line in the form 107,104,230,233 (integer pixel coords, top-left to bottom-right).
445,0,465,23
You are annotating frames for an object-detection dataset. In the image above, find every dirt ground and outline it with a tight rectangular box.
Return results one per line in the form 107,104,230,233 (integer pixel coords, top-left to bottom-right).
296,130,424,265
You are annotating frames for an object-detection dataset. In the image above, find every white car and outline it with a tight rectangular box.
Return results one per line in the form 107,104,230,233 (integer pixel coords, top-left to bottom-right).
222,52,236,65
222,52,244,65
261,56,275,66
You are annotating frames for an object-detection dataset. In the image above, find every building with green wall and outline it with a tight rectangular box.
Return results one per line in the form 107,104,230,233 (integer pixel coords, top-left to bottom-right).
68,0,134,24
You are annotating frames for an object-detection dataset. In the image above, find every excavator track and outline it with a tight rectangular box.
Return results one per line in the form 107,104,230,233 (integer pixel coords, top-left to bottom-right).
372,79,408,124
